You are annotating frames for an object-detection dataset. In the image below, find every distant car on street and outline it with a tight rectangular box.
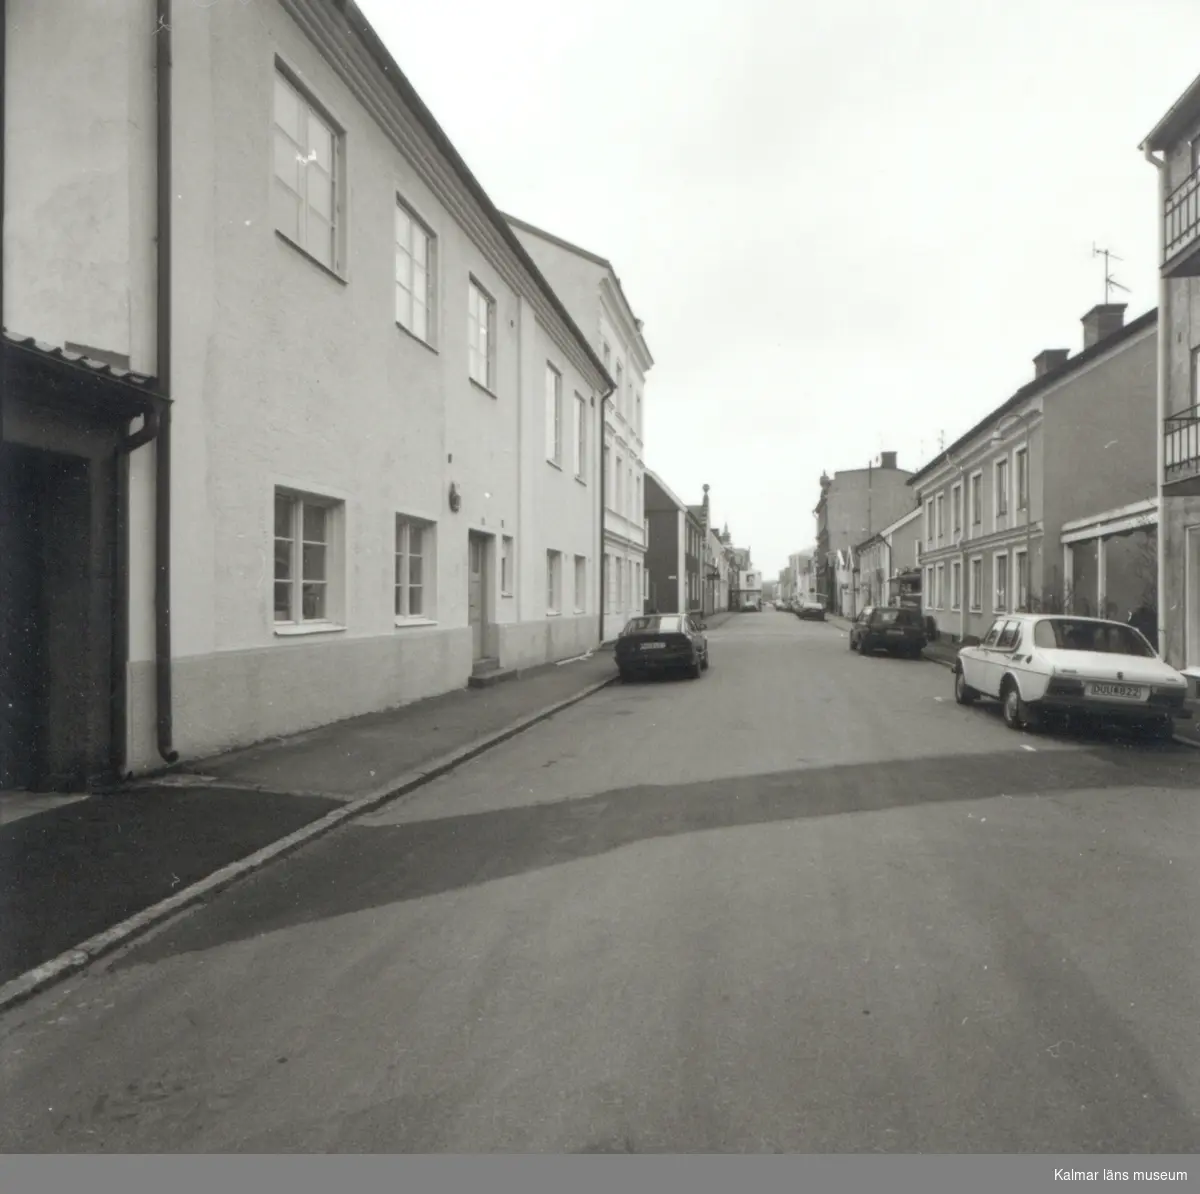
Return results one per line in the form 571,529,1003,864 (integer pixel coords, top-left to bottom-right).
848,605,926,657
615,613,709,682
795,600,825,621
953,613,1190,738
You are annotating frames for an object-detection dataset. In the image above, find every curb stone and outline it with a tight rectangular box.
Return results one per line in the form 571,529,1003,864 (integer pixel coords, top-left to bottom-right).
0,671,620,1015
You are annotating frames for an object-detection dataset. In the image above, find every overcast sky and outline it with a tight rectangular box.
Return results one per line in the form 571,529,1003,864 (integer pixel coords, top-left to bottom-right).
359,0,1200,578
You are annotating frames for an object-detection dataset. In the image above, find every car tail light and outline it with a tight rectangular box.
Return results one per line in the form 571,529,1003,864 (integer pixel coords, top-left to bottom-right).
1046,678,1084,696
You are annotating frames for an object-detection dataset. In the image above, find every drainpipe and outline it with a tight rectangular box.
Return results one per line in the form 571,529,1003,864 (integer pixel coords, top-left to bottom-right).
598,396,606,642
1144,142,1168,661
154,0,178,763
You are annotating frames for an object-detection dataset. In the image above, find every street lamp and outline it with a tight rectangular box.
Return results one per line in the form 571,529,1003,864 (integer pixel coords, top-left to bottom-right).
991,409,1036,611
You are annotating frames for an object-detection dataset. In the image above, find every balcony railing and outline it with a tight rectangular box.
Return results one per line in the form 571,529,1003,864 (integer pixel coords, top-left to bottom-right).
1165,404,1200,489
1165,173,1200,273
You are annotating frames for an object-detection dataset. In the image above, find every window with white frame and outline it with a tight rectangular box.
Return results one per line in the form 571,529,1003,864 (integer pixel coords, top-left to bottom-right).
274,490,341,625
925,499,934,548
1015,548,1029,610
615,455,624,514
969,471,982,528
617,558,625,609
936,493,945,544
272,69,340,272
605,552,615,608
952,482,963,535
951,560,962,611
501,535,513,596
627,465,633,518
924,565,934,610
395,515,434,619
573,393,587,479
615,362,624,417
969,557,982,611
936,563,945,609
395,201,434,344
546,550,561,614
467,278,494,388
995,458,1009,518
574,555,587,613
994,552,1009,611
545,364,562,464
1015,447,1029,511
635,475,642,524
636,391,642,437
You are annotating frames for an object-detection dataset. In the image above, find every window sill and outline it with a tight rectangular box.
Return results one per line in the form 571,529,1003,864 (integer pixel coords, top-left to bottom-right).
546,459,563,472
575,475,587,487
275,230,347,286
274,621,347,637
546,610,560,618
394,617,438,628
469,377,498,399
397,321,439,354
573,608,585,615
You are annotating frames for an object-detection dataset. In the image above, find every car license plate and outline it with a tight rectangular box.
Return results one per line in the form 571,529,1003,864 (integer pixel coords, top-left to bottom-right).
1086,682,1147,701
640,642,665,651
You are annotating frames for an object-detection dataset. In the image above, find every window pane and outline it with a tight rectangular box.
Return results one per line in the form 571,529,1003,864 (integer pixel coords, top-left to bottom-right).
302,542,326,582
301,582,326,620
413,227,428,266
303,503,327,542
274,537,293,580
273,130,303,192
394,583,405,617
307,164,333,220
394,554,404,586
409,584,423,617
274,75,302,141
412,265,427,308
307,214,334,269
272,183,301,243
409,526,423,556
274,581,293,622
412,300,427,343
409,555,423,587
395,284,411,328
274,493,293,536
395,207,411,250
307,111,333,172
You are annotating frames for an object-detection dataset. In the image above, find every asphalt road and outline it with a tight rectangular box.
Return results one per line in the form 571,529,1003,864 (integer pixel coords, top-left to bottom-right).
3,610,1200,1153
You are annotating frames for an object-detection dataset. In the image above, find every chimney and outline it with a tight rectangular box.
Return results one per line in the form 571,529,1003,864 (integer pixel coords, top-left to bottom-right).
1081,303,1126,350
879,451,898,470
1033,349,1070,379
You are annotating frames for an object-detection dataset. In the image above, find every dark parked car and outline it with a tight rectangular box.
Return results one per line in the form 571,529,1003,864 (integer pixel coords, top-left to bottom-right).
615,614,709,681
796,600,825,621
848,605,926,658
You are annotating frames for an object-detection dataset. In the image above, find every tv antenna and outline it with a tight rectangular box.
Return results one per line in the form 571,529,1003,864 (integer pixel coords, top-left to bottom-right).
1092,243,1130,304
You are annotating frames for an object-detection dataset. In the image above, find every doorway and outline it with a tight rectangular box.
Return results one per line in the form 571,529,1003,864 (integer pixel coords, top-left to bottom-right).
468,531,490,662
0,443,100,790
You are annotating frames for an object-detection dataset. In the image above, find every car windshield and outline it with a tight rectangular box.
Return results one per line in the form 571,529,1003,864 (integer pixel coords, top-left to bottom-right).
1033,618,1155,657
624,616,682,634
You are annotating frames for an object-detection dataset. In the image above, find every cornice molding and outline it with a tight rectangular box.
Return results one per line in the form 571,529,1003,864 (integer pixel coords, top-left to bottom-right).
599,278,653,373
282,0,604,386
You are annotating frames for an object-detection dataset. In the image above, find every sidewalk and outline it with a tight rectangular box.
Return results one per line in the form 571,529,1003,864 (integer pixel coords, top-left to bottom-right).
0,647,620,1004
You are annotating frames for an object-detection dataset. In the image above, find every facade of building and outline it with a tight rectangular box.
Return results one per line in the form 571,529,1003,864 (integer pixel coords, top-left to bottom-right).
644,469,700,615
813,452,913,616
708,528,731,613
1143,78,1200,681
852,505,922,614
0,0,612,789
908,304,1156,644
506,215,652,643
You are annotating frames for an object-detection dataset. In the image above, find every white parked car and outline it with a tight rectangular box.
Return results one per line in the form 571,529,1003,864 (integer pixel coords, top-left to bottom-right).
953,613,1190,739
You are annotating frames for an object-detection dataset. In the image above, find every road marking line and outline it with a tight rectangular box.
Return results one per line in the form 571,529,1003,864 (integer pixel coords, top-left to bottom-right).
1021,744,1037,752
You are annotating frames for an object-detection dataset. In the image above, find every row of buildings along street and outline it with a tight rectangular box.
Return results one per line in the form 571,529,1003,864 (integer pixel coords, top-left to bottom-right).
774,67,1200,707
0,1,766,794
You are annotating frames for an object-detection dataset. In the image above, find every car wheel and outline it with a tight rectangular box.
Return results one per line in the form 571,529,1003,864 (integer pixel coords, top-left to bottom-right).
689,656,702,679
954,666,979,705
618,668,633,683
701,650,710,671
857,637,870,656
1001,680,1039,731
